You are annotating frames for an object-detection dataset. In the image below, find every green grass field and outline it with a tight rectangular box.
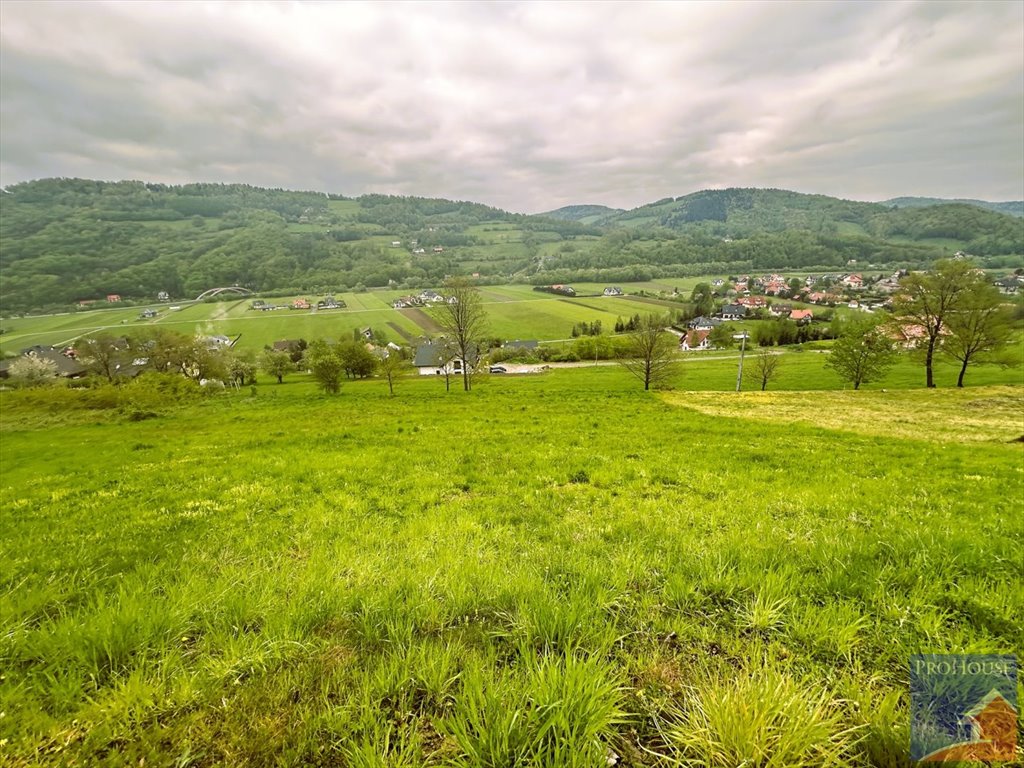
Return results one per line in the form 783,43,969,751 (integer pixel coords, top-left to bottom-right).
0,284,698,353
1,363,1022,766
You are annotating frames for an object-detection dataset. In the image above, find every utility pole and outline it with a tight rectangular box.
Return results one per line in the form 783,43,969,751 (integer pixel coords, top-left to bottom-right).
734,332,748,392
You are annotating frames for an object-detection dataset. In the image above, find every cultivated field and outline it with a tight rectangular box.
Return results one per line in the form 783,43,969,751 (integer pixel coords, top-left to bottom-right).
0,284,684,355
1,366,1021,766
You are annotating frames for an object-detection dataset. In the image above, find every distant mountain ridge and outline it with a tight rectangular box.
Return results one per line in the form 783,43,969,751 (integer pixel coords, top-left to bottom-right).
880,197,1023,218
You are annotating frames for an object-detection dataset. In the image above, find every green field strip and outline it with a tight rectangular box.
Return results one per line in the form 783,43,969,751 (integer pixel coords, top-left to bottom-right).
399,307,443,334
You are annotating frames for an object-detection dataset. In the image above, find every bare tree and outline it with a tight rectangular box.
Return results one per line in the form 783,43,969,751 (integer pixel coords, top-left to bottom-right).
617,313,679,390
747,349,782,391
437,277,488,391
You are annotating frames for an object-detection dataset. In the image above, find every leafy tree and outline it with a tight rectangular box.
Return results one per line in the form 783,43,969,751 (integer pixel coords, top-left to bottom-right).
943,281,1016,387
141,330,228,382
708,324,736,349
227,350,257,387
437,277,488,391
377,347,409,396
260,349,295,384
825,318,896,390
8,355,57,384
304,340,344,393
339,341,377,379
892,259,979,387
748,349,782,391
617,313,679,390
75,334,130,382
690,282,714,316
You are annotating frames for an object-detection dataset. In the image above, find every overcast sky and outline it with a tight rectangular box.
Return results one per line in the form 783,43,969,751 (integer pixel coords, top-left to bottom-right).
1,1,1022,213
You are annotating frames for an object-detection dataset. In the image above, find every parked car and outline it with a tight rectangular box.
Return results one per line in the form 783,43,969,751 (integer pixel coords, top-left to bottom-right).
489,365,508,374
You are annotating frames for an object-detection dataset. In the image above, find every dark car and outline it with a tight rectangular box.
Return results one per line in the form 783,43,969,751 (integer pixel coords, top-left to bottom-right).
489,365,508,374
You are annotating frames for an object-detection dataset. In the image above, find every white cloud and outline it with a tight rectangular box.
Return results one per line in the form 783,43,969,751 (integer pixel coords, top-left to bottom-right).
1,0,1021,211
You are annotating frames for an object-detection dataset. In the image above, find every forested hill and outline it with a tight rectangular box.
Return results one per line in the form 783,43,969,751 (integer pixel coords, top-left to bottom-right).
882,196,1024,218
1,179,1021,314
540,204,625,223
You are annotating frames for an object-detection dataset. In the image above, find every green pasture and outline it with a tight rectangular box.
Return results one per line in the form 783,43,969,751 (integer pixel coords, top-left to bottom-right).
1,366,1020,766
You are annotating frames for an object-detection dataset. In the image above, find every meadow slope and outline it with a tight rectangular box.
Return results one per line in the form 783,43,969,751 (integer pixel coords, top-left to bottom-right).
1,369,1022,766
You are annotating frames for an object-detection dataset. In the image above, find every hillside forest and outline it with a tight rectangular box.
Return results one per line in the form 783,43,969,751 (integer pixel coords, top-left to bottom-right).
1,179,1022,314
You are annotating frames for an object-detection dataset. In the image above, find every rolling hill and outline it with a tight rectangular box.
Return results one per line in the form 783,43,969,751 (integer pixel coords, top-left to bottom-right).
539,204,624,224
882,196,1024,218
1,179,1021,314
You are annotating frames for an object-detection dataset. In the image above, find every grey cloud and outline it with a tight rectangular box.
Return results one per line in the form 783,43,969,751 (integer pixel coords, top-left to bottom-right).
1,0,1022,212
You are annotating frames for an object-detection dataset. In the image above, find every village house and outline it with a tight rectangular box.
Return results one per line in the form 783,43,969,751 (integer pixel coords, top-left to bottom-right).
272,339,305,356
202,334,238,350
290,298,311,310
736,296,766,309
886,323,948,348
139,309,158,319
157,291,170,301
719,304,747,320
841,273,864,290
688,316,722,331
603,286,623,296
0,346,87,379
768,304,792,317
679,329,711,351
789,309,813,323
413,341,478,377
106,294,121,303
996,275,1020,294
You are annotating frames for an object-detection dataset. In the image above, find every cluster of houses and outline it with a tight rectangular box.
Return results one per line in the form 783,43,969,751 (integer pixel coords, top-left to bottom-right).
390,239,445,255
533,284,578,297
391,289,457,309
0,345,87,380
250,297,346,312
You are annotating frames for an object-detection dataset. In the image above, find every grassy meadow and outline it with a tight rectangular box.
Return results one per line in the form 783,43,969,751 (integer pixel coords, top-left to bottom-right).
1,362,1022,766
0,285,681,355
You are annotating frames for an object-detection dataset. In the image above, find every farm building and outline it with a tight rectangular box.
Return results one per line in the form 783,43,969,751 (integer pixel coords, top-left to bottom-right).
413,342,478,377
